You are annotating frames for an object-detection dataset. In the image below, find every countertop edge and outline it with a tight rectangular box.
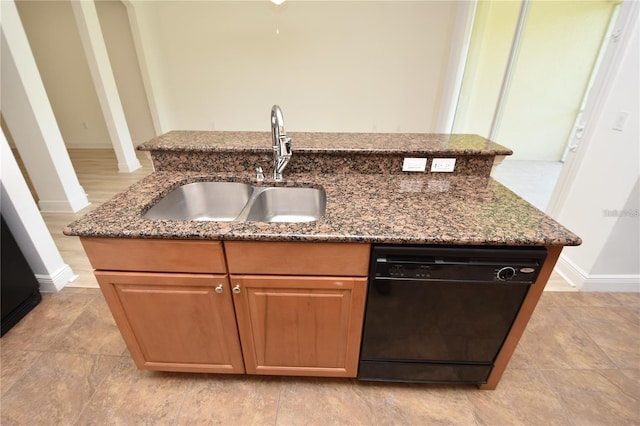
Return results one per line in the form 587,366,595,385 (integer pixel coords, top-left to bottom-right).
64,227,582,247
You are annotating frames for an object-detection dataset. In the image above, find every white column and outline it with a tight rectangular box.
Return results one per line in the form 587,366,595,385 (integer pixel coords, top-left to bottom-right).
1,132,76,292
71,0,142,173
1,0,90,213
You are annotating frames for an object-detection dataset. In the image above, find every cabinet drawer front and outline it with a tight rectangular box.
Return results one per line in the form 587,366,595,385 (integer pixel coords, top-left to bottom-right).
225,241,371,276
81,238,226,273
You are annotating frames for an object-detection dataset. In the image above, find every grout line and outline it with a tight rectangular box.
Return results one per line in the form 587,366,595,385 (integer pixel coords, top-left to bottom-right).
71,354,125,426
0,349,45,397
274,376,283,426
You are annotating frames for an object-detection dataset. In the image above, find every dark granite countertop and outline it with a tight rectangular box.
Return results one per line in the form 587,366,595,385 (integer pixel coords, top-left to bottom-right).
63,171,581,246
137,131,513,156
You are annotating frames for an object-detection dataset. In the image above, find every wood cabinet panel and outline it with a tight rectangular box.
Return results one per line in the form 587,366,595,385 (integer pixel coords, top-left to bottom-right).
224,241,370,276
95,271,244,374
81,238,226,273
230,274,367,378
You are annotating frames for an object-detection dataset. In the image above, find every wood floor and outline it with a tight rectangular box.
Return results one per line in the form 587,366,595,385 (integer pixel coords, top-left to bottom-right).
15,148,154,288
20,148,576,290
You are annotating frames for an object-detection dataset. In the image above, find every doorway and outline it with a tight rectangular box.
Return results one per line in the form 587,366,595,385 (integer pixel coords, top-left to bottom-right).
452,0,620,211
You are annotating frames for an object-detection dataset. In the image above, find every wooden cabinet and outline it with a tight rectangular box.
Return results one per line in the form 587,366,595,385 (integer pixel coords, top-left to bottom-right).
231,275,367,377
81,237,371,378
82,237,243,374
95,271,244,374
225,241,370,378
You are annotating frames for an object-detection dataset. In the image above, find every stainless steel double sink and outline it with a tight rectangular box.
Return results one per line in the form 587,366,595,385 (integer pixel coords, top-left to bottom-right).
143,182,326,223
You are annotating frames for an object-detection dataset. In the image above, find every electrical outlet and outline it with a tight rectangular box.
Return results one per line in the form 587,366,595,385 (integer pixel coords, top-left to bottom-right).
431,158,456,172
613,111,629,131
402,158,427,172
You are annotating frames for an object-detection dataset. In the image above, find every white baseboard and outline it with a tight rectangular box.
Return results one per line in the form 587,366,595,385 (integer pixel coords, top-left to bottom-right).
35,264,77,292
581,275,640,292
555,255,640,292
118,158,142,173
554,255,587,288
38,192,90,213
65,140,113,149
65,141,148,149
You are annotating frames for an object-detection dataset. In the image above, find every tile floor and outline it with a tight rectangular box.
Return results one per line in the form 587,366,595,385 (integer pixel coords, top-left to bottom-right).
1,288,638,425
492,159,563,212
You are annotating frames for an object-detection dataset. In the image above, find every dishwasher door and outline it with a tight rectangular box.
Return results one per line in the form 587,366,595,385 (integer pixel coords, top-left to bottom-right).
358,245,545,384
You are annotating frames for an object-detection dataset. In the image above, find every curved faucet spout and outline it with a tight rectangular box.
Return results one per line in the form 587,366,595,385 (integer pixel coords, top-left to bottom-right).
271,105,286,145
271,105,292,181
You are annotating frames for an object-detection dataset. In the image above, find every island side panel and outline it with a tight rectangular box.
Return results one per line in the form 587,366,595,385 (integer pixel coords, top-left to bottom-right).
480,245,563,390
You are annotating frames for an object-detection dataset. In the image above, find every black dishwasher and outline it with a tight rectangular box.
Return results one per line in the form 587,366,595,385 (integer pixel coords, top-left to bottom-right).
359,245,546,384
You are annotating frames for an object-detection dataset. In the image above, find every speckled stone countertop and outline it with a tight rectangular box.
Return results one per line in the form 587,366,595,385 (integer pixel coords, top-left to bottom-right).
64,171,581,246
137,131,513,156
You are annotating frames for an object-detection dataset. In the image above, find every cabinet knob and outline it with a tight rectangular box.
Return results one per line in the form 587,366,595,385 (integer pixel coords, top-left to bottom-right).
215,284,224,294
232,285,241,294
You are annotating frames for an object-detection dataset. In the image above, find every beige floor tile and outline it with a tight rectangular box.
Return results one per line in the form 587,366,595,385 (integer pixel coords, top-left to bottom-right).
0,349,42,396
519,304,616,370
76,357,194,425
276,377,377,425
47,294,127,356
610,292,640,307
542,291,623,307
567,306,640,369
541,369,640,425
0,352,120,425
176,374,281,425
506,341,536,369
0,290,97,352
468,368,571,426
353,381,478,425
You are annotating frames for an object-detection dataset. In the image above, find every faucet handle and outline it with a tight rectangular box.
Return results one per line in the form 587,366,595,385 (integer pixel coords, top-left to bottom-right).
280,136,292,157
255,166,265,182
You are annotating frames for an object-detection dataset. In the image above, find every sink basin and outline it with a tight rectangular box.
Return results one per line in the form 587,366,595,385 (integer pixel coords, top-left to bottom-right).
143,182,325,223
246,187,326,223
143,182,252,221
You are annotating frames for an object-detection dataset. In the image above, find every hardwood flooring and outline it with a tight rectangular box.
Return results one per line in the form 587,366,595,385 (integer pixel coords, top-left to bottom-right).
14,148,154,288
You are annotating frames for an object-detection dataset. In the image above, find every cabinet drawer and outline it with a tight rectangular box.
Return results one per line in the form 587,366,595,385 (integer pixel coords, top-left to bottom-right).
224,241,371,276
81,238,226,273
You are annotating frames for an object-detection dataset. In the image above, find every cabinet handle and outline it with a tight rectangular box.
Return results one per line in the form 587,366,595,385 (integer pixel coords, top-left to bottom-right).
232,285,241,294
215,284,224,294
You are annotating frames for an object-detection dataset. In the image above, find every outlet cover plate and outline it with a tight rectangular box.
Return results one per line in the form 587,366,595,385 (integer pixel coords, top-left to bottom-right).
402,158,427,172
431,158,456,172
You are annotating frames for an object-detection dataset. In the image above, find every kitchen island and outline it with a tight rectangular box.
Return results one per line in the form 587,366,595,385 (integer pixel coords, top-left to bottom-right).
64,131,580,389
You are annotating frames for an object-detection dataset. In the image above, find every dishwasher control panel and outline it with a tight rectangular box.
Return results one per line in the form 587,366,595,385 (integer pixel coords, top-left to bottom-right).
373,245,547,284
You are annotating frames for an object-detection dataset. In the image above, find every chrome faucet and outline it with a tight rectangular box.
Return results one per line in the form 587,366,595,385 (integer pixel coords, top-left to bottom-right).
271,105,292,181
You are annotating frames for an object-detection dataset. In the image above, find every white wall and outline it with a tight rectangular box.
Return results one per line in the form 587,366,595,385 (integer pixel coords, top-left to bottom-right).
553,9,639,291
16,0,111,147
2,0,90,213
16,0,155,148
1,132,76,292
132,1,458,133
96,0,155,144
591,178,639,275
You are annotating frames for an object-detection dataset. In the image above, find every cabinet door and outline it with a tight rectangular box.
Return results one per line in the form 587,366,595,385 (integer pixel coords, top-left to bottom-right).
230,275,367,378
95,271,244,374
